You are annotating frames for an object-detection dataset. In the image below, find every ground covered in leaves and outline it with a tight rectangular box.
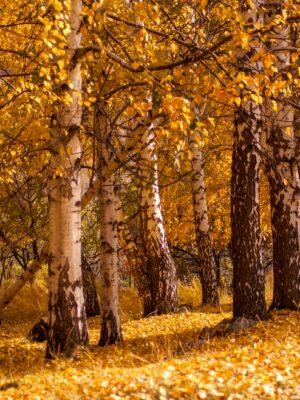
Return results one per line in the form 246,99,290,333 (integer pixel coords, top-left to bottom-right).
0,282,299,399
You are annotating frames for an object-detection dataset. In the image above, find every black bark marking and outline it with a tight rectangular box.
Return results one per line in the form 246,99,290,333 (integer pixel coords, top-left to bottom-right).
27,317,48,342
82,255,100,317
46,260,89,358
231,105,267,320
98,310,122,346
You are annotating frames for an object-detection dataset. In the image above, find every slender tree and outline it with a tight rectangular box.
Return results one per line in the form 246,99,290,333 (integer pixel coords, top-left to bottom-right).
138,128,178,315
95,104,122,345
114,189,152,315
190,137,219,305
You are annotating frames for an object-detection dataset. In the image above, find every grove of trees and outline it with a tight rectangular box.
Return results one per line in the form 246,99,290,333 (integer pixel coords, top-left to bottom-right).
0,0,299,358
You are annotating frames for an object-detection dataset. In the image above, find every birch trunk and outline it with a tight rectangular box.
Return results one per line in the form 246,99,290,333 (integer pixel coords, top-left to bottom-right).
264,2,300,310
190,139,219,305
138,130,178,315
114,191,152,315
46,0,89,358
95,105,122,346
231,0,267,320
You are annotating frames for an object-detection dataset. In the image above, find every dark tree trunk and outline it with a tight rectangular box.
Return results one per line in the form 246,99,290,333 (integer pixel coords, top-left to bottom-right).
263,0,300,310
197,234,219,305
269,181,300,310
231,107,267,320
82,255,100,317
213,249,221,288
231,106,266,319
231,0,267,321
266,112,300,310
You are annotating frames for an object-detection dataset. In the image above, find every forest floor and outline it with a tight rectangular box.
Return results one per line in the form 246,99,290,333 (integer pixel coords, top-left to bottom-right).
0,278,299,400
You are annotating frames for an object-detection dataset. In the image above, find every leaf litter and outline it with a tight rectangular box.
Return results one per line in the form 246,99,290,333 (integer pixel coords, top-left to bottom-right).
0,305,299,400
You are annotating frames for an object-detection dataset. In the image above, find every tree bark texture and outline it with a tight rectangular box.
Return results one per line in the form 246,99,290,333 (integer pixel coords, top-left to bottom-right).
46,0,89,358
114,191,152,316
95,105,122,346
82,255,100,317
190,139,219,305
138,129,178,315
264,1,300,310
231,0,267,320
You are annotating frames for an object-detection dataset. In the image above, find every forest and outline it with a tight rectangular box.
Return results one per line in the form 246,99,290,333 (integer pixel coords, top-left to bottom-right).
0,0,299,398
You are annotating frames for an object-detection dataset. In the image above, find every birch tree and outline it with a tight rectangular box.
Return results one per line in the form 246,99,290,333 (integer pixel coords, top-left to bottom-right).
264,1,300,310
190,137,219,305
231,0,267,320
138,129,178,315
114,190,152,316
95,104,122,345
46,0,89,358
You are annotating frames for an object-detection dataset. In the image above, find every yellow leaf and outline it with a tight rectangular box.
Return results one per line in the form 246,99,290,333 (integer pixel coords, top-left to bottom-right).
132,62,141,69
284,127,293,137
234,97,241,106
250,94,263,104
271,100,277,112
291,53,298,63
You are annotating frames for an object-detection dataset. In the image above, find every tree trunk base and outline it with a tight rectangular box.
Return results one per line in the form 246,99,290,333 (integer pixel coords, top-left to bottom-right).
98,311,122,346
269,301,285,311
27,317,48,342
199,314,271,340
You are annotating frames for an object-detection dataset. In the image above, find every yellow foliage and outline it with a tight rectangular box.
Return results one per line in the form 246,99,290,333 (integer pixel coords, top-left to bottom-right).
178,277,202,308
0,283,299,399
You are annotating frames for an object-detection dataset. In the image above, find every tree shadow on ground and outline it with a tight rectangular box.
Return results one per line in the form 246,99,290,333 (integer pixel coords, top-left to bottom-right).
0,307,263,382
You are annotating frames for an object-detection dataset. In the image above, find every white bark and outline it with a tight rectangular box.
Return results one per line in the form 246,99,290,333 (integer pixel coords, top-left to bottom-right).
138,129,177,314
95,105,122,345
190,143,210,234
99,175,122,345
46,0,88,358
190,139,219,305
